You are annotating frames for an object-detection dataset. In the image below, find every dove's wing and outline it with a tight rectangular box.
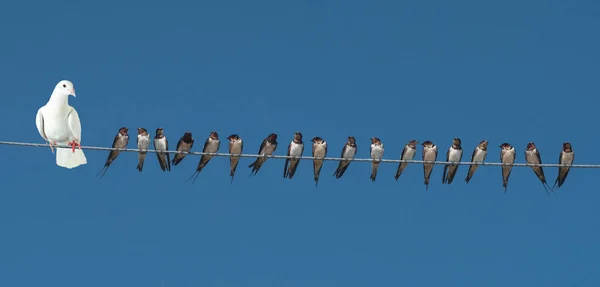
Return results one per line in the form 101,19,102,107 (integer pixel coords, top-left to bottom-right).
35,108,48,141
67,107,82,142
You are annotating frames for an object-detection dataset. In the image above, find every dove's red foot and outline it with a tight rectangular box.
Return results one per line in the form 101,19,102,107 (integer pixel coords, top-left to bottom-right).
68,140,81,153
48,142,57,154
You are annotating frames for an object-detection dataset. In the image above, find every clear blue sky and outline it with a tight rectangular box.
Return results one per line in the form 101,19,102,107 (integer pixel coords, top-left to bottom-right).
0,0,599,286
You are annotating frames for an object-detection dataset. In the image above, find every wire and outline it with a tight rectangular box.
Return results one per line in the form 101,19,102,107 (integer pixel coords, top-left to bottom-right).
0,140,586,168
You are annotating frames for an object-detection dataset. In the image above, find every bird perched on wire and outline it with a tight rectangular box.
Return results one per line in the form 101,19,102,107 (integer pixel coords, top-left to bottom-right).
227,134,243,182
333,136,357,179
97,127,129,178
284,132,304,179
35,80,87,169
172,132,194,166
249,133,278,176
189,131,220,183
136,128,150,172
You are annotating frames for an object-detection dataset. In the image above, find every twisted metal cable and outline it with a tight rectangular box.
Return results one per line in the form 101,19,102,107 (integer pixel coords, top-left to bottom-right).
0,140,585,168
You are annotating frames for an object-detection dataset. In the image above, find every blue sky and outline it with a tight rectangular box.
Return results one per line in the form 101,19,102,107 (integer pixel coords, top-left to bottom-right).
1,0,599,286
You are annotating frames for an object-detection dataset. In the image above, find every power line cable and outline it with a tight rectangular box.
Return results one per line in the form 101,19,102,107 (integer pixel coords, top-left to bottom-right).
0,140,586,168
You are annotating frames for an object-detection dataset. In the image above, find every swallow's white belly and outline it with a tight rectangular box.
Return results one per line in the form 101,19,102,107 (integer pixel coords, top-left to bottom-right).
371,145,384,159
289,142,303,156
402,147,416,160
472,149,487,162
448,148,462,162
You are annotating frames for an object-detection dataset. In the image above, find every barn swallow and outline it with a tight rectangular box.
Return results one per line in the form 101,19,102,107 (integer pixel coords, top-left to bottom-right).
97,127,129,178
333,136,357,179
369,137,384,182
499,143,516,192
227,134,243,182
153,128,170,172
249,133,278,176
465,140,488,183
189,131,220,183
553,142,574,189
172,132,194,166
394,140,418,181
311,137,327,186
136,128,150,172
283,132,304,179
525,142,554,195
422,141,438,191
442,137,463,184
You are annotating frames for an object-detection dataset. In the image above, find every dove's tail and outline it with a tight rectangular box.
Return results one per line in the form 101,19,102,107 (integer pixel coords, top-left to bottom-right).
56,147,87,169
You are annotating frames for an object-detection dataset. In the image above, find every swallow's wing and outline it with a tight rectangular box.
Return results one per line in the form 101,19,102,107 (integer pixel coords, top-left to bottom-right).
312,143,316,157
175,137,184,151
257,138,267,154
202,137,211,152
470,147,478,162
340,144,347,158
536,150,543,164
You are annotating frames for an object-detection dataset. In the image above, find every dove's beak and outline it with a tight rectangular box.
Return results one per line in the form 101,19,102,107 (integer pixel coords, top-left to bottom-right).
69,88,76,97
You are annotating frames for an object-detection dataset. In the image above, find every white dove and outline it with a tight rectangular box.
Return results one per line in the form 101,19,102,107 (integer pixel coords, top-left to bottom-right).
35,80,87,169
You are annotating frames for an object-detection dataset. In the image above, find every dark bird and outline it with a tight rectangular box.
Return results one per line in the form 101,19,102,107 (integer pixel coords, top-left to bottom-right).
369,137,384,182
525,142,554,195
97,127,129,178
553,142,574,189
136,128,150,172
172,132,194,166
499,143,516,193
465,140,488,183
283,132,304,179
153,128,170,172
442,137,463,184
189,131,220,183
311,137,328,186
422,141,438,191
227,134,243,182
394,140,418,181
333,136,357,179
248,133,278,176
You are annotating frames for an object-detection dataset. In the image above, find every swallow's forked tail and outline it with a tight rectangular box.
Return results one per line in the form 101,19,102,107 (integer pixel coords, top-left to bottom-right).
96,163,111,179
137,153,146,172
56,147,87,169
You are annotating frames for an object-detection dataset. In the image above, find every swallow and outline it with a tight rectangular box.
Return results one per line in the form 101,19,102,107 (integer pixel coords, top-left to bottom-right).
97,127,129,178
172,132,194,166
369,137,384,182
553,142,574,189
153,128,170,172
333,136,357,179
189,131,220,183
499,143,516,193
442,137,463,184
227,134,243,182
136,128,150,172
249,133,278,176
394,140,418,181
283,132,304,179
465,140,488,183
422,141,438,191
525,142,554,195
311,137,328,186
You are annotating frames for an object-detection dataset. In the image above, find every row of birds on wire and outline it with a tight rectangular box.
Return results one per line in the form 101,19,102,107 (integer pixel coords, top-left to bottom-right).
93,127,575,194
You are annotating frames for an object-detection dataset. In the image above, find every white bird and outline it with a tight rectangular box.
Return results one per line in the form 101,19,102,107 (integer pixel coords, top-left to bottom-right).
35,80,87,169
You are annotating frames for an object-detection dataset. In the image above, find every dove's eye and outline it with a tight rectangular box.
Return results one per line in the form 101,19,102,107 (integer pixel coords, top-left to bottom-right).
62,84,66,88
